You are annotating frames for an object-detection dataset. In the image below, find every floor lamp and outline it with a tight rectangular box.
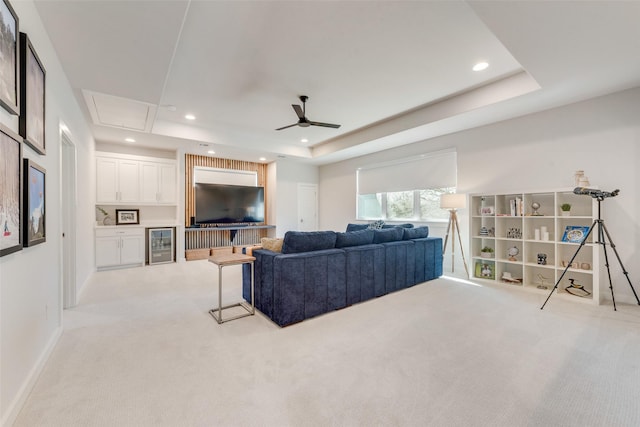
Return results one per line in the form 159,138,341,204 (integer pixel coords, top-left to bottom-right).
440,193,469,278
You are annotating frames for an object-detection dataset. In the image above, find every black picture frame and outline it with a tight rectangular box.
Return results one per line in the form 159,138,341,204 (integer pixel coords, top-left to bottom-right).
0,124,22,256
19,32,45,155
0,0,19,115
116,209,140,225
23,158,45,246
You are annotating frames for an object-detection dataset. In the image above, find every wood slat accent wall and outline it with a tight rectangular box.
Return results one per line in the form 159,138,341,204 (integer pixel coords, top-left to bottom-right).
185,228,268,249
184,154,268,227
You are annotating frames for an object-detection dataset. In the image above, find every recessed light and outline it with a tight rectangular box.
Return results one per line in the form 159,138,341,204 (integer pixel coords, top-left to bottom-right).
207,150,215,154
473,62,489,71
125,137,135,143
301,138,308,143
259,157,267,162
185,114,196,120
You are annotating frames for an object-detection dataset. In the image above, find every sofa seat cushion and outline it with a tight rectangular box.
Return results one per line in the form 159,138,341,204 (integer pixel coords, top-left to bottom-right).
372,227,404,244
335,229,375,248
281,231,337,254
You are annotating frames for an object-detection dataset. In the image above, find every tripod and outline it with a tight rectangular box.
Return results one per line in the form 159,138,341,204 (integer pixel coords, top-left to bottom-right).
442,208,470,278
541,191,640,310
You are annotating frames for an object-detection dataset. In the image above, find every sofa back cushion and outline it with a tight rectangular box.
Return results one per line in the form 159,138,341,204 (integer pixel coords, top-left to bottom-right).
281,231,338,254
372,227,404,244
346,223,369,232
403,226,429,240
335,229,375,248
383,223,414,229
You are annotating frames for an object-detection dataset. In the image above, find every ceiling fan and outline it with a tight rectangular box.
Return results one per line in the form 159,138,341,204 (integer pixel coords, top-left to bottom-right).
276,95,341,131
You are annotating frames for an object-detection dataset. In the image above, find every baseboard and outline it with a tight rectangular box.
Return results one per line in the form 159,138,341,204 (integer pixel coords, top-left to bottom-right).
1,326,63,427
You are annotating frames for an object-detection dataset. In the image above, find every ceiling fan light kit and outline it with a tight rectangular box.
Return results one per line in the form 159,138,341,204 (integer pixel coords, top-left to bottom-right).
276,95,341,131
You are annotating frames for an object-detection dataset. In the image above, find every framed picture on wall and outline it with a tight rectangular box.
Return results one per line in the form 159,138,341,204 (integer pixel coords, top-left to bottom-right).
116,209,139,225
0,124,22,257
23,159,45,247
19,32,46,155
0,0,20,115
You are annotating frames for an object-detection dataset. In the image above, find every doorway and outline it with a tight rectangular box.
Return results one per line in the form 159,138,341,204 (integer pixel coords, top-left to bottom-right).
297,183,318,231
61,129,77,308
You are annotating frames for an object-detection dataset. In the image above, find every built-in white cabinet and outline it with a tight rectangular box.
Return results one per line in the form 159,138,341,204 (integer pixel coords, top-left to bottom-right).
96,157,140,203
140,161,177,204
95,227,145,269
96,152,177,205
469,188,602,304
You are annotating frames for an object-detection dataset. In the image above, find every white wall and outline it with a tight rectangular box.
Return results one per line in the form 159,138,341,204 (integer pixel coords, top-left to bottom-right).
320,87,640,303
0,2,95,425
272,160,319,236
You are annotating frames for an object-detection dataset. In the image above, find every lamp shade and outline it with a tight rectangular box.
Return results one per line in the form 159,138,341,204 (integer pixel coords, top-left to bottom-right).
440,193,466,209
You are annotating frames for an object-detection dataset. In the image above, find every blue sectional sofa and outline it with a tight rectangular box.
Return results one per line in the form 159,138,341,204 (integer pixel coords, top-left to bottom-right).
242,225,443,327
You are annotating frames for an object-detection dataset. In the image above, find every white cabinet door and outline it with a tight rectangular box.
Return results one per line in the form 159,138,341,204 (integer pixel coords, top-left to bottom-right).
96,157,118,203
118,160,140,202
158,163,177,204
120,235,144,265
140,162,160,203
95,236,121,267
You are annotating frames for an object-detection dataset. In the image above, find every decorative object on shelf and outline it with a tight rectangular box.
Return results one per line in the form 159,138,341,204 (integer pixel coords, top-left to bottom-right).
560,203,571,216
115,209,140,225
96,206,113,226
574,170,590,187
534,228,541,240
561,225,590,243
480,246,494,258
501,272,522,284
537,253,547,265
531,201,542,216
536,274,550,289
479,226,489,236
23,159,46,247
480,206,495,216
488,227,495,237
506,228,522,239
507,246,519,261
475,261,495,279
581,262,591,270
565,278,591,297
440,193,469,277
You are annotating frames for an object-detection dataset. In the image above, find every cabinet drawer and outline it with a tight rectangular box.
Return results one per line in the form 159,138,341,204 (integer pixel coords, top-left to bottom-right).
95,227,144,238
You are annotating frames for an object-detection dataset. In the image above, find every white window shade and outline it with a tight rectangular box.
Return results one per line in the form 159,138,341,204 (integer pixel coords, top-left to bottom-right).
357,150,456,194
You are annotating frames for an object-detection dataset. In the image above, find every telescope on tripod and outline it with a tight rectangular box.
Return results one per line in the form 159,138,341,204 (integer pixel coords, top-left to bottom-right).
541,187,640,310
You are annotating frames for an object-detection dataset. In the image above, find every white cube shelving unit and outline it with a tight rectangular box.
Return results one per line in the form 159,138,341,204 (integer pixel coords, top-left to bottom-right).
469,188,603,304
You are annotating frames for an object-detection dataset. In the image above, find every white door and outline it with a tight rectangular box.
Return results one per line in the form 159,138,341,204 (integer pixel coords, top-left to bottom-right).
61,132,77,308
297,183,318,231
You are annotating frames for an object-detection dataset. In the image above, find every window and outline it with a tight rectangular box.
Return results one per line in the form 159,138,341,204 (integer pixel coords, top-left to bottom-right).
357,187,455,221
356,150,456,221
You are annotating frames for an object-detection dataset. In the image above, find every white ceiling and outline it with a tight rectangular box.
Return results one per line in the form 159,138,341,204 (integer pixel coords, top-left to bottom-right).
34,0,640,165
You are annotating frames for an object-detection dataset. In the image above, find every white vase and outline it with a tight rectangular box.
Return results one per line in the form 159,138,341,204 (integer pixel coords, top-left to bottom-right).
561,211,570,217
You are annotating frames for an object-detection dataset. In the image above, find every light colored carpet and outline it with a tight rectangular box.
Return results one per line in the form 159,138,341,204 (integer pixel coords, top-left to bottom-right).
13,260,640,426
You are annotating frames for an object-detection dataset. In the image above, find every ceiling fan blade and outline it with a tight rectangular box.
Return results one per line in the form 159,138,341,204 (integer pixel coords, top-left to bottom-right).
275,123,298,131
292,104,305,119
308,121,341,129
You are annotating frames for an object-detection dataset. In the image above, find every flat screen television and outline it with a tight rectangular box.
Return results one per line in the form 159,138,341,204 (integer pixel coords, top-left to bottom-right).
195,183,265,224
